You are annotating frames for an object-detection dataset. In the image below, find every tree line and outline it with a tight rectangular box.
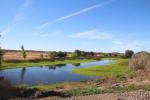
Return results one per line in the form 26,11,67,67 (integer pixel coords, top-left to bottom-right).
73,50,95,57
0,43,135,66
48,51,67,59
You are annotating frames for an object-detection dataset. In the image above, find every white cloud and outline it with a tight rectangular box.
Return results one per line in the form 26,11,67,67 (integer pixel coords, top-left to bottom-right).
112,40,150,52
0,24,17,35
14,12,25,23
14,0,31,22
0,0,31,35
33,31,62,37
68,30,113,40
112,40,123,45
37,0,114,29
23,0,31,7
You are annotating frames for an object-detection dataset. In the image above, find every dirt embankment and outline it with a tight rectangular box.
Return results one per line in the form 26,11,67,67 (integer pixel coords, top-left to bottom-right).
37,91,150,100
3,50,49,60
11,91,150,100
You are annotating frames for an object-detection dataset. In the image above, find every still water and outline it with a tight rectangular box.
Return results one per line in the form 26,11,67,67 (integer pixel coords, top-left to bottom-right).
0,60,112,86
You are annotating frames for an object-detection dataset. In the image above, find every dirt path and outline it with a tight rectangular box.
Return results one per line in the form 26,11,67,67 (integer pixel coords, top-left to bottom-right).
37,91,150,100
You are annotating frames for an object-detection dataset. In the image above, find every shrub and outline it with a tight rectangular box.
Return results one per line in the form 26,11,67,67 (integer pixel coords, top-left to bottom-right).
57,51,67,58
115,74,126,81
48,51,57,59
125,50,134,58
129,51,150,70
64,86,101,96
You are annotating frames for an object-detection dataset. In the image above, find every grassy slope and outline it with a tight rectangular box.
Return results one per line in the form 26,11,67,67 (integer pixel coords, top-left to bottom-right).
25,81,90,91
72,59,129,77
0,59,95,70
64,85,150,96
18,80,93,91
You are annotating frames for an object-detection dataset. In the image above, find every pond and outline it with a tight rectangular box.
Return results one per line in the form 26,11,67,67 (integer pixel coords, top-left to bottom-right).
0,60,112,86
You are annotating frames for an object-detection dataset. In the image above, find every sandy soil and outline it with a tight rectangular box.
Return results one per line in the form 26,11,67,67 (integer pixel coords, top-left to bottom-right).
3,51,49,60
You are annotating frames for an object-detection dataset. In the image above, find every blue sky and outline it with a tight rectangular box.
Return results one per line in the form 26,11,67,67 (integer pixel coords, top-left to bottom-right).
0,0,150,52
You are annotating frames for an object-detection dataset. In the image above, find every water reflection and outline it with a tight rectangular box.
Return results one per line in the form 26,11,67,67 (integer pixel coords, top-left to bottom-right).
47,64,66,70
55,64,66,67
20,67,26,81
40,66,43,68
0,76,4,81
72,63,80,67
0,60,112,86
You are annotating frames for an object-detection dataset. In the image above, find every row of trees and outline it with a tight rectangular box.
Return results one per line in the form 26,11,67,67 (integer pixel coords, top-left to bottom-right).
0,43,135,66
15,48,135,60
48,51,67,59
48,50,95,59
73,50,95,57
72,49,134,58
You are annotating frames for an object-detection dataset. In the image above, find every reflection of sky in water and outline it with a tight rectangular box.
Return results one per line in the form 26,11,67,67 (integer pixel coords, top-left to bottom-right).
0,60,112,86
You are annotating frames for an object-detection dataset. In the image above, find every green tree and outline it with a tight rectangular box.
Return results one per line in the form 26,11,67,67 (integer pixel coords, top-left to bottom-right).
90,51,95,56
125,50,134,58
57,51,67,58
48,51,57,59
71,53,77,57
21,45,27,60
74,50,82,57
81,51,88,57
74,50,95,57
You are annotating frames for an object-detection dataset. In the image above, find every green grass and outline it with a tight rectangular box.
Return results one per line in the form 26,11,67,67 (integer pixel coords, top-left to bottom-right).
0,59,95,70
72,59,130,77
18,81,90,91
64,86,100,96
64,85,150,96
19,83,150,97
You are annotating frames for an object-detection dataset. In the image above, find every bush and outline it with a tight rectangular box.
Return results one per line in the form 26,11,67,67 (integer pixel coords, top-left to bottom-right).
115,74,126,81
125,50,134,58
64,86,101,96
129,51,150,70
